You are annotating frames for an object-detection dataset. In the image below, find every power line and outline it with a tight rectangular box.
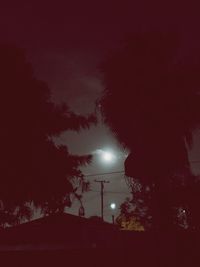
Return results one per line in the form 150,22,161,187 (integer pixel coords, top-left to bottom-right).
84,170,124,177
82,193,101,203
89,190,129,194
79,160,200,217
79,190,129,213
83,160,200,178
105,191,130,194
190,160,200,164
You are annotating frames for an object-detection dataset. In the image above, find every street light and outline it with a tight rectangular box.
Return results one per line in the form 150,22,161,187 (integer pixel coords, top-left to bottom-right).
110,203,116,210
110,202,116,224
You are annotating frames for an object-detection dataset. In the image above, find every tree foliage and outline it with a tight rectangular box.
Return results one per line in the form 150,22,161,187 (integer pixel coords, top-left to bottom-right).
0,45,96,225
99,32,200,230
116,213,144,231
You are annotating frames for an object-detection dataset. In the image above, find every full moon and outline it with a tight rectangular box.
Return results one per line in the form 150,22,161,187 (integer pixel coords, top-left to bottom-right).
102,151,113,162
94,149,117,165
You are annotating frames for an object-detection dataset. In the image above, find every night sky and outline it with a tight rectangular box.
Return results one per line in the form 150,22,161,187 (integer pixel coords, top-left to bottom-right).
1,1,200,222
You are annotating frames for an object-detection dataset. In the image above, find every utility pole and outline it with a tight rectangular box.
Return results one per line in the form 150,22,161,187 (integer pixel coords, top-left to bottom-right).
112,215,115,225
95,180,110,221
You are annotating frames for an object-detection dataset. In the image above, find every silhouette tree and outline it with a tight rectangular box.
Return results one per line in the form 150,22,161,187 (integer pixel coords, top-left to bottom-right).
115,196,145,231
0,44,96,225
99,32,200,231
119,178,152,230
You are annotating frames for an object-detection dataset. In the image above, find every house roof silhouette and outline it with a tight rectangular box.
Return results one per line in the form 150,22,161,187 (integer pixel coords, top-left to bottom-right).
0,213,118,251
